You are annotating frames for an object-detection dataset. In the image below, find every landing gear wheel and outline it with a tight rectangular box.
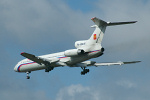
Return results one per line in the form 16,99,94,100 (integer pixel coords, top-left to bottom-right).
26,71,31,79
85,69,90,72
81,71,85,75
26,76,30,79
80,67,90,75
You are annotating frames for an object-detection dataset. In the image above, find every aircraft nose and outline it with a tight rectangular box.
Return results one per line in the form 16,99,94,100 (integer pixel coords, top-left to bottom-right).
14,65,18,72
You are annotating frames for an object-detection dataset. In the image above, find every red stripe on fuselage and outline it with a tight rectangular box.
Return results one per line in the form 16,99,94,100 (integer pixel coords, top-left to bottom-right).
17,62,36,72
58,57,67,59
17,50,101,72
89,50,101,53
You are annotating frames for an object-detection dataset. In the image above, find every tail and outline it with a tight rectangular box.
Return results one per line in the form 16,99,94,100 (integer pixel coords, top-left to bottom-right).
88,17,137,45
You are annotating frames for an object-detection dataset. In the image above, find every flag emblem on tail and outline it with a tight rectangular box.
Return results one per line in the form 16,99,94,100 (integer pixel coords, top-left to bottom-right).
93,34,97,40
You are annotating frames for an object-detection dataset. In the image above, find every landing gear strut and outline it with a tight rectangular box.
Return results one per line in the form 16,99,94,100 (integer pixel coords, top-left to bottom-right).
81,67,90,75
26,71,31,79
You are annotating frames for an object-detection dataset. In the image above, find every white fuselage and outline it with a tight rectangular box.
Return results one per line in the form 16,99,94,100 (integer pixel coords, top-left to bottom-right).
14,48,103,72
14,17,138,77
14,17,105,73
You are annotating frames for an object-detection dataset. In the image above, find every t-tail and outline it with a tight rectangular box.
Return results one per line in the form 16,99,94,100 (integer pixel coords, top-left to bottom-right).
88,17,137,45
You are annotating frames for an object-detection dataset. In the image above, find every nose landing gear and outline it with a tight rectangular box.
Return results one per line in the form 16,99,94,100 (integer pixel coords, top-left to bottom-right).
26,71,31,79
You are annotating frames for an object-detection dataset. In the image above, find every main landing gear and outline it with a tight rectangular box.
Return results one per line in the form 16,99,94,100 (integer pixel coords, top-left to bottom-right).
45,66,54,72
81,67,90,75
26,71,31,79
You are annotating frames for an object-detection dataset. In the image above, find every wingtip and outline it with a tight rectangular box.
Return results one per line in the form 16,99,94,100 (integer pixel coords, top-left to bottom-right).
135,61,141,63
132,21,138,23
133,61,141,63
123,61,141,64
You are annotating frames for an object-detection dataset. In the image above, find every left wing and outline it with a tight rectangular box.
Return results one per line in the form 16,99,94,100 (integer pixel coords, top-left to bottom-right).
21,52,50,65
21,52,67,72
21,52,67,67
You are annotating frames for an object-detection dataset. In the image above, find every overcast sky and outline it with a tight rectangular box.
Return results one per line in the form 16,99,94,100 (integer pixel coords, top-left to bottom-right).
0,0,150,100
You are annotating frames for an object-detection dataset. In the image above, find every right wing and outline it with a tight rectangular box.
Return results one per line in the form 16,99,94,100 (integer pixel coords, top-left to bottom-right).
78,61,141,67
94,61,141,66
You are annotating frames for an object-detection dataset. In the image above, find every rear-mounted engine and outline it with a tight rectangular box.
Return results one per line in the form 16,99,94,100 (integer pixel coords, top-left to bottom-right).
64,49,85,57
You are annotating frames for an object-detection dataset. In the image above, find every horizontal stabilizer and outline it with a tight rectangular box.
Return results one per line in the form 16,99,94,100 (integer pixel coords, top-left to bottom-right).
107,21,137,26
91,17,137,27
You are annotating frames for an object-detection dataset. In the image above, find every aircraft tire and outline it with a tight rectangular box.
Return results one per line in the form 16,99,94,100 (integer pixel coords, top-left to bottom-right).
81,71,85,75
26,76,30,79
86,69,90,72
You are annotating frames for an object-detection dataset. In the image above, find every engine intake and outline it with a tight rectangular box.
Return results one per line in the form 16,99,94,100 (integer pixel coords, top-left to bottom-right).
77,49,85,55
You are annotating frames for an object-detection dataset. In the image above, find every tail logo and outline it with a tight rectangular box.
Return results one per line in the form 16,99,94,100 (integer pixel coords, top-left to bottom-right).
93,34,97,40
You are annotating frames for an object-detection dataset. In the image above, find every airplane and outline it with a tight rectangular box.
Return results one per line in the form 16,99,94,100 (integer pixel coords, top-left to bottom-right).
14,17,141,79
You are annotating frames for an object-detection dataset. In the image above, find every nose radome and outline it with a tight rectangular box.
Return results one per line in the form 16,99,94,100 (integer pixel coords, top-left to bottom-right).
14,65,18,72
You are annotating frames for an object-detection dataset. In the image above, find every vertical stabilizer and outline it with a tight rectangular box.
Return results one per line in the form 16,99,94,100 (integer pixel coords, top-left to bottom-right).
88,17,107,45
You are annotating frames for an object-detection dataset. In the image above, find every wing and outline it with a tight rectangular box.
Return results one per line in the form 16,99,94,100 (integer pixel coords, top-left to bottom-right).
21,52,67,67
79,61,141,67
21,52,50,65
94,61,141,66
73,61,141,75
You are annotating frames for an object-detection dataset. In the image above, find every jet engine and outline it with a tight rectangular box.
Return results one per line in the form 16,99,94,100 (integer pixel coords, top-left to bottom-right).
64,49,85,57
